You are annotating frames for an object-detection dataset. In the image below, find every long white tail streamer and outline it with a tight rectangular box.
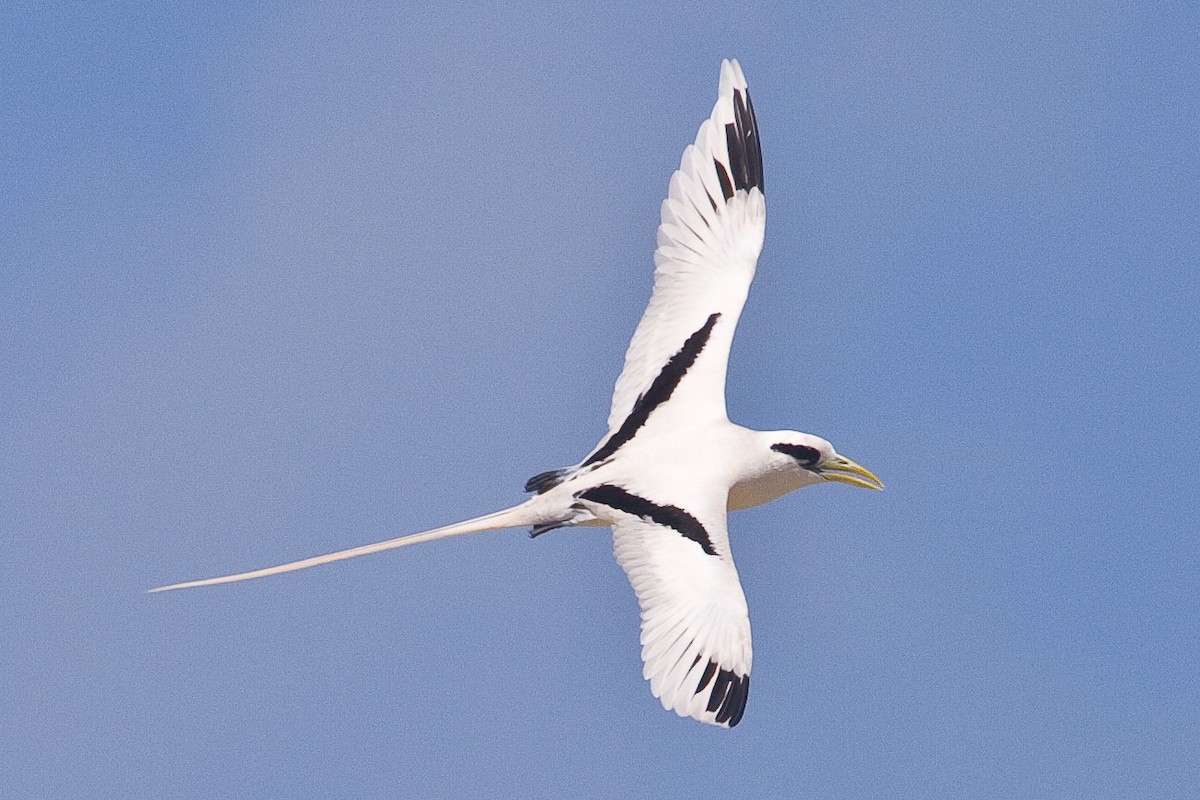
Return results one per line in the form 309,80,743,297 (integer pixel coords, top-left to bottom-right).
150,500,539,593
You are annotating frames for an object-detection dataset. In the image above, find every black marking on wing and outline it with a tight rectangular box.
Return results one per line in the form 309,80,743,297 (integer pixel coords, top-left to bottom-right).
696,660,749,727
771,442,821,466
583,313,720,468
578,485,718,556
714,159,734,201
525,467,571,494
727,88,763,195
712,84,763,203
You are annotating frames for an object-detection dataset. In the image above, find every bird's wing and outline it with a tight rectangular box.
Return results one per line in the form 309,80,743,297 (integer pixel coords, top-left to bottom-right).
578,483,752,727
596,59,765,456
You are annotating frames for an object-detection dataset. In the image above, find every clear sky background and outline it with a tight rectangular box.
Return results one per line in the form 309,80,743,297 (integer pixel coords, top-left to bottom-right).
4,2,1197,798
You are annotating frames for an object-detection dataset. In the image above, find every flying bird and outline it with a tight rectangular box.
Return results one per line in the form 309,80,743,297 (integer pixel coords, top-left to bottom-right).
153,60,882,728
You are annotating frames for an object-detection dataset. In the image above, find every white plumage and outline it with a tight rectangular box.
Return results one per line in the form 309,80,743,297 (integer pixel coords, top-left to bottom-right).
152,60,882,729
605,61,764,435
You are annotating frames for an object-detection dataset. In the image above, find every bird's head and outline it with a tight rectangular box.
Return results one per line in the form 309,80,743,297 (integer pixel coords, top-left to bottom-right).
768,434,884,491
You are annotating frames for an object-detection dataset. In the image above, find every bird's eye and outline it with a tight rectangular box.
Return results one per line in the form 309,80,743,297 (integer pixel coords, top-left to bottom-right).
770,443,821,466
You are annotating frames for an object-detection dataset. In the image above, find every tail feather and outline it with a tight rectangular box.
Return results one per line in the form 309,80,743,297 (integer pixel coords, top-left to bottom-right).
150,500,541,593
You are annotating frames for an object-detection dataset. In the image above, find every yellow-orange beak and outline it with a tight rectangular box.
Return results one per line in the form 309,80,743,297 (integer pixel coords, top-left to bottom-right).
818,455,884,491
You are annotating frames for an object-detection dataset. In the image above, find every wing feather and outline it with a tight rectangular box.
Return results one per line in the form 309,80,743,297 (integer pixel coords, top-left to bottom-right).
599,60,765,442
591,494,753,728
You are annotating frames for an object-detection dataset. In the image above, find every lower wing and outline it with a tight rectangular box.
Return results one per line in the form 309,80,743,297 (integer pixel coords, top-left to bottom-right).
579,483,752,727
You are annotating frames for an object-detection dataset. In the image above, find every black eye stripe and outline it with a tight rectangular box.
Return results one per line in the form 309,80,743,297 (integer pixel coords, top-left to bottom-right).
771,443,821,465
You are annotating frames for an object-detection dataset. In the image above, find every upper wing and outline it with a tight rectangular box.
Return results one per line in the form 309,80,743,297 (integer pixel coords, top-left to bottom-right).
600,59,765,443
579,483,752,727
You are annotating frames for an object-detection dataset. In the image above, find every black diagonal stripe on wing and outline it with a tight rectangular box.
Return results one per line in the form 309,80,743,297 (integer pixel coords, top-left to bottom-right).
578,485,718,556
583,313,720,468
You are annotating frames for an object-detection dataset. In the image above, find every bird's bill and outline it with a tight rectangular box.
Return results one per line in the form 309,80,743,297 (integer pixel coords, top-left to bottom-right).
820,456,884,490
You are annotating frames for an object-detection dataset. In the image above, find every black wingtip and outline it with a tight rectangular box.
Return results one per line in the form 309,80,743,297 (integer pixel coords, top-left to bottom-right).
724,87,763,197
696,660,750,727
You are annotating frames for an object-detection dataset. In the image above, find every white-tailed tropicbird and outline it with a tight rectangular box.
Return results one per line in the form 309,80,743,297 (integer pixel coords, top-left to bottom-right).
153,60,883,729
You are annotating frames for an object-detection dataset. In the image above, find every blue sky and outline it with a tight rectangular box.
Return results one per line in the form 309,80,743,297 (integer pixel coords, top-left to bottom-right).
4,2,1197,797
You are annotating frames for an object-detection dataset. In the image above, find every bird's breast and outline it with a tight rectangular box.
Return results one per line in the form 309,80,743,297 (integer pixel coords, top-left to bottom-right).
726,470,809,512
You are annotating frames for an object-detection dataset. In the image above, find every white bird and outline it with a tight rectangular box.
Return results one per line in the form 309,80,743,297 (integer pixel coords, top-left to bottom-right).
152,59,882,729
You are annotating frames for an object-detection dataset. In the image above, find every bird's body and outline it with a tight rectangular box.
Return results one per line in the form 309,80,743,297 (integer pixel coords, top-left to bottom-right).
153,60,882,728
